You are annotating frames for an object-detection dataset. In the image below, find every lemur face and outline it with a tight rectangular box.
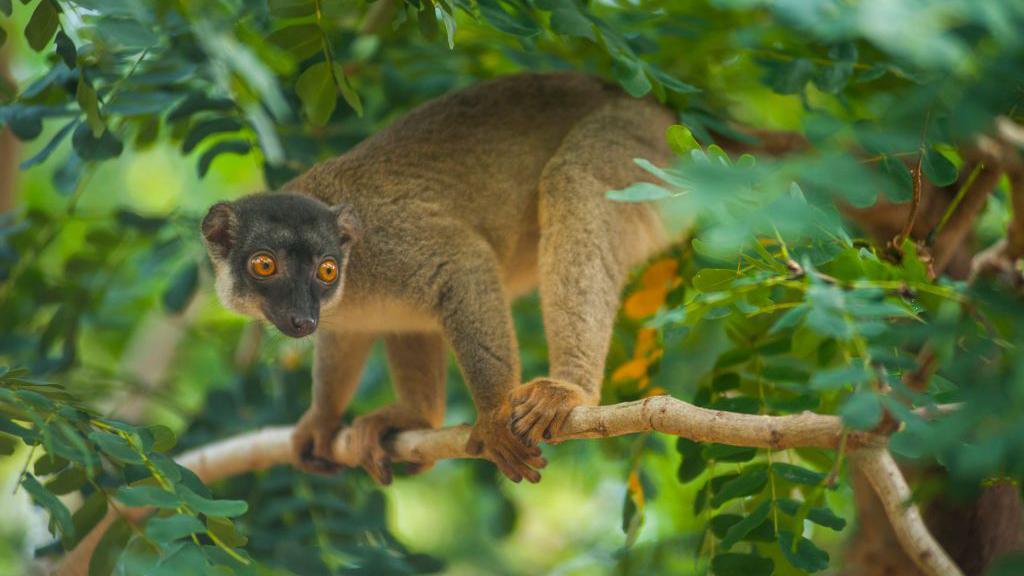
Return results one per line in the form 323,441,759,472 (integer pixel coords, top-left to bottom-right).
200,193,359,338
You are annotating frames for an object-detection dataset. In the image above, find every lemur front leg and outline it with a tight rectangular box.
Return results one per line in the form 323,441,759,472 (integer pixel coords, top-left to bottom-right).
292,330,376,473
429,232,547,483
347,332,447,485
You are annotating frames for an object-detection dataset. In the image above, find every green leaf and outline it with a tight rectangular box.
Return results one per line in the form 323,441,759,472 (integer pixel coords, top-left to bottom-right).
477,0,541,37
88,431,143,465
22,474,75,543
71,123,123,161
840,391,883,430
676,437,706,483
779,530,830,572
117,485,181,508
55,30,76,68
149,425,176,453
161,260,197,311
703,443,757,463
0,433,17,455
177,485,248,518
45,466,87,495
72,491,108,544
606,182,672,202
269,0,316,18
89,518,131,576
182,117,243,154
145,514,206,542
666,124,700,156
813,43,856,94
24,0,59,52
197,139,251,177
0,0,10,17
34,454,69,475
772,463,825,486
76,77,105,137
332,62,362,117
810,364,871,391
880,156,913,202
267,24,323,61
777,498,846,531
207,516,247,547
693,269,736,293
720,501,772,550
922,147,958,187
768,58,814,94
96,18,156,51
711,552,774,576
712,373,740,392
296,61,337,126
712,465,768,508
20,118,78,170
540,0,595,40
167,94,235,124
612,56,652,97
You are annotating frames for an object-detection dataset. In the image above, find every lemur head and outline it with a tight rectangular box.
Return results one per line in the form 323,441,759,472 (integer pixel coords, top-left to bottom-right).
200,193,360,338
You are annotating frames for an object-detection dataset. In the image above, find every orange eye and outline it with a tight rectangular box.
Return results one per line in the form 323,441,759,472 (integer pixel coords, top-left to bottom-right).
317,258,338,283
249,253,276,278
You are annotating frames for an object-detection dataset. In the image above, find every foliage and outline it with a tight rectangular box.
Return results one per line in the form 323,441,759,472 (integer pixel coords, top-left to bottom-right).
2,0,1024,574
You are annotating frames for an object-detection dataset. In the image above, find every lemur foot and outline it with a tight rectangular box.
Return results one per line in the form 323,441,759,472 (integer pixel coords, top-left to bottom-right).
292,407,344,475
509,378,594,446
349,407,433,485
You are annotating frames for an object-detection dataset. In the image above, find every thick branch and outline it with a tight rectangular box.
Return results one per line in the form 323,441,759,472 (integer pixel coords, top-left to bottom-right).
850,448,963,576
57,396,961,576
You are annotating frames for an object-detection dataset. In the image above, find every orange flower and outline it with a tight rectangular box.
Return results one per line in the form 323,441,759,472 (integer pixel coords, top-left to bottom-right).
612,358,649,382
641,258,679,288
624,286,668,319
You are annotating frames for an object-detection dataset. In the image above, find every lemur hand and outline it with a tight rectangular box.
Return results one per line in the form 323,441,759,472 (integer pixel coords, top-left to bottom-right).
348,406,437,485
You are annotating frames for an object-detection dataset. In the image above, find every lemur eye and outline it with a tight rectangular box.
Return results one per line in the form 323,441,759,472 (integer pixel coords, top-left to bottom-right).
317,258,339,283
249,253,277,278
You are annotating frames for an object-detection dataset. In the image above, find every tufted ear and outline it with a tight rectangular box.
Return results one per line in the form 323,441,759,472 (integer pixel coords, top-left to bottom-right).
332,203,362,245
201,202,237,258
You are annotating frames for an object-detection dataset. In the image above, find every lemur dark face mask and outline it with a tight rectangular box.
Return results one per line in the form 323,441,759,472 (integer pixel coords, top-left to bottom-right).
200,193,359,338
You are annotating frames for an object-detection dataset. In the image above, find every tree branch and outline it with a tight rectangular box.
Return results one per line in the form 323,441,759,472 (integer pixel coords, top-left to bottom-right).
56,396,961,576
849,448,963,576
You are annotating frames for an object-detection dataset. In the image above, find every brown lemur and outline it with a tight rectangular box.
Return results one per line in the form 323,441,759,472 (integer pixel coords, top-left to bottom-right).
201,72,674,484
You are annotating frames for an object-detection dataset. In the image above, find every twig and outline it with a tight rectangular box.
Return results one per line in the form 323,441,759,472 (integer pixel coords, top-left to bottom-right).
894,111,932,253
850,448,964,576
57,396,960,576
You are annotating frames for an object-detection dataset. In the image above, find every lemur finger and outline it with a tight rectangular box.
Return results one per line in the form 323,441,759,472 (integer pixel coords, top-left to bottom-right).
362,450,393,486
492,448,523,483
465,435,485,455
510,409,543,439
544,408,572,441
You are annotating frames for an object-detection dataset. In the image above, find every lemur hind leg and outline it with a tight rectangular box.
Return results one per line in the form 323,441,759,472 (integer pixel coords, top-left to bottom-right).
510,98,672,445
347,332,447,485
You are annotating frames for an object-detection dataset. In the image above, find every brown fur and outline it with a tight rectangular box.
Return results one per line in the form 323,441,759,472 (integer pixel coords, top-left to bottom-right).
264,72,672,483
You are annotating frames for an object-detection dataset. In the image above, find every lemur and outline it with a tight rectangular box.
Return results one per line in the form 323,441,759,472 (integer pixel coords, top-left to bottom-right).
201,72,673,484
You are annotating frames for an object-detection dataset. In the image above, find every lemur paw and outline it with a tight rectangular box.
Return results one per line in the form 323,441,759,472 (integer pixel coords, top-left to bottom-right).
466,402,547,484
292,408,344,475
349,407,432,486
509,378,594,446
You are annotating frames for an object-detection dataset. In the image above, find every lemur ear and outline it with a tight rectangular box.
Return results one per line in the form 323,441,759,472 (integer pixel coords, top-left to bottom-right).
201,202,237,257
333,203,362,245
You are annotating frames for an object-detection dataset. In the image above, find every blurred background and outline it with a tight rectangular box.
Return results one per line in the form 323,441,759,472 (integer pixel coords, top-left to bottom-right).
1,1,1022,575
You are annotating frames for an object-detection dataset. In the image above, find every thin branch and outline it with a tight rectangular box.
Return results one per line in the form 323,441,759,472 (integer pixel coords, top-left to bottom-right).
57,396,961,576
850,448,964,576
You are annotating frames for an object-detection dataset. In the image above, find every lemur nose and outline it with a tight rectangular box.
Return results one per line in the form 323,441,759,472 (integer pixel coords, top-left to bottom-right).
290,316,317,334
